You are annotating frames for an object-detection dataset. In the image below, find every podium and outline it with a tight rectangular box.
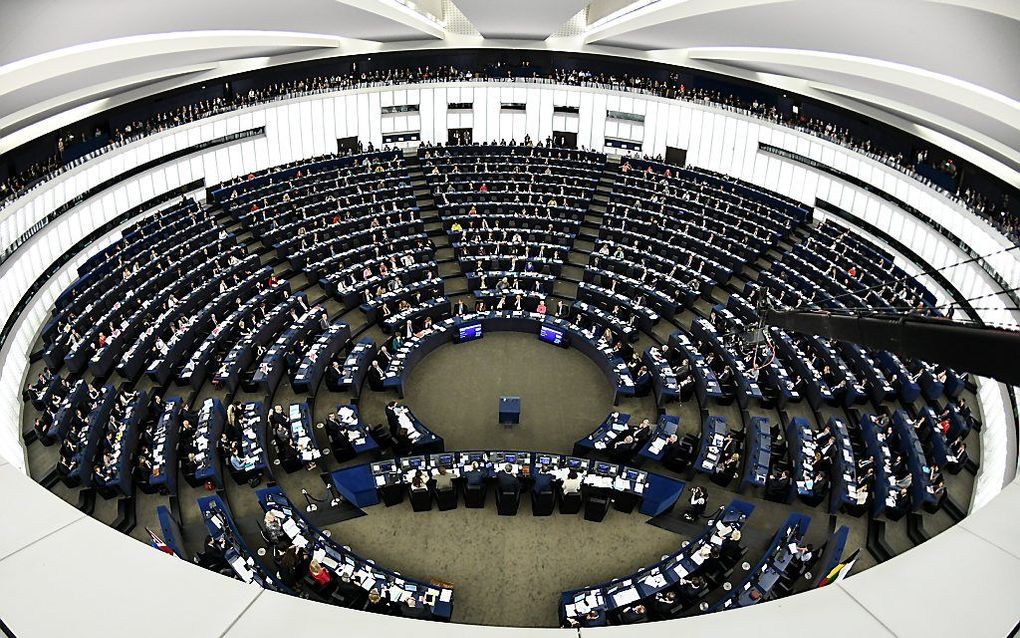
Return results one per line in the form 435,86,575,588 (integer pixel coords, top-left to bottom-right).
498,396,521,427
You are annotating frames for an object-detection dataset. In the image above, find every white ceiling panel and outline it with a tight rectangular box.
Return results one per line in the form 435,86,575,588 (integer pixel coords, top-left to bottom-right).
0,0,439,69
594,0,1020,101
451,0,593,39
0,44,318,126
698,54,1020,169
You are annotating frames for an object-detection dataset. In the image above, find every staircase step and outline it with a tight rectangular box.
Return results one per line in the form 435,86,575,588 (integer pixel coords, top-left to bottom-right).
865,518,895,564
553,280,578,297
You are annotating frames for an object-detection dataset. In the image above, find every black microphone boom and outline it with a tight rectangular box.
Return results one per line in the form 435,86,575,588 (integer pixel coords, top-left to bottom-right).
763,310,1020,387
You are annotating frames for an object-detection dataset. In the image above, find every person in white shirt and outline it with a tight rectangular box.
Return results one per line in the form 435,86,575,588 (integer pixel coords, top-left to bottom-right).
562,470,582,494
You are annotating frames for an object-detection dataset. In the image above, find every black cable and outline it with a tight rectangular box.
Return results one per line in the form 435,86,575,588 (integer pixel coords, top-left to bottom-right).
938,285,1020,308
786,285,1020,317
789,243,1020,313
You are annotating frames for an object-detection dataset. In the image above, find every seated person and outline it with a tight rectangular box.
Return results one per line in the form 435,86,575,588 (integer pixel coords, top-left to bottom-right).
325,360,343,390
277,543,310,588
496,463,520,494
263,510,285,545
650,590,680,619
766,467,791,501
660,434,689,470
615,603,648,624
531,465,554,494
364,588,393,615
611,434,639,463
400,597,432,620
677,575,706,604
433,465,454,492
409,471,429,492
717,452,741,481
308,560,335,595
561,469,582,495
367,359,387,391
463,461,485,489
628,418,654,446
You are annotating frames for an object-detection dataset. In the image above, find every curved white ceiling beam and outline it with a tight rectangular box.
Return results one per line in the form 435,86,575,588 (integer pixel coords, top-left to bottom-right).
925,0,1020,20
0,63,218,136
684,47,1020,139
0,40,381,156
584,0,791,44
336,0,447,39
0,31,351,99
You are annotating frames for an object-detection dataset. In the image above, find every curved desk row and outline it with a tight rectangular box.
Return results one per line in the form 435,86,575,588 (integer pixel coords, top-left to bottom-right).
712,512,811,611
561,500,755,627
198,494,293,593
381,310,636,403
256,487,453,621
329,449,685,520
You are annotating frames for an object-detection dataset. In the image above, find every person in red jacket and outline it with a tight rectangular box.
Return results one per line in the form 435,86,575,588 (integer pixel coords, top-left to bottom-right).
308,559,333,592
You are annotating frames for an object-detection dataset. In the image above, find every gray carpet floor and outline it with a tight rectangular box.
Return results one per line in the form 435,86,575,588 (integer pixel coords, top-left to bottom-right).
356,332,659,453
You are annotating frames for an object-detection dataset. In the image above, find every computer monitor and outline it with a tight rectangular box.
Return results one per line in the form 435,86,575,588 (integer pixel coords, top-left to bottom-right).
456,322,483,343
538,325,566,347
567,458,581,469
505,454,516,464
439,454,452,465
538,455,552,465
409,458,422,468
626,469,639,480
596,463,611,474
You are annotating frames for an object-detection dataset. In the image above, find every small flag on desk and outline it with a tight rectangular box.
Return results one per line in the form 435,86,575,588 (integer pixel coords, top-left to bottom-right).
816,549,860,587
146,527,176,556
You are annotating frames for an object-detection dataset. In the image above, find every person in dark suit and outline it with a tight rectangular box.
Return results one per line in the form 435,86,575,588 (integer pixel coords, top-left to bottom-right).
385,401,400,432
463,461,485,487
325,360,343,390
496,463,519,493
617,603,648,624
628,418,654,446
531,466,554,495
612,434,639,463
335,573,368,607
677,575,706,605
766,467,791,501
270,404,288,434
367,359,386,391
660,434,689,471
399,597,433,619
324,412,355,459
364,588,393,615
650,590,679,620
